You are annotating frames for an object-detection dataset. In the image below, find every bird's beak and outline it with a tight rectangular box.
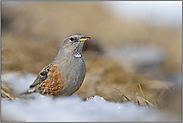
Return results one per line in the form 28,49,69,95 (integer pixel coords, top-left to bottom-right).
78,37,91,42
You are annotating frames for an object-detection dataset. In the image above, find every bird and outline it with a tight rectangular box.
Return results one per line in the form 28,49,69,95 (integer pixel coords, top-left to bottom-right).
20,34,91,97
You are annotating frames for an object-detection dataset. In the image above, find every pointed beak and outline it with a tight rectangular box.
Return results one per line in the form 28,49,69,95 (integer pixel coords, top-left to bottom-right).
78,37,91,42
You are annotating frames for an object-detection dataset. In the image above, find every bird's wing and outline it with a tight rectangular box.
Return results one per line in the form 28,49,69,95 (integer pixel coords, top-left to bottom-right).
29,67,50,88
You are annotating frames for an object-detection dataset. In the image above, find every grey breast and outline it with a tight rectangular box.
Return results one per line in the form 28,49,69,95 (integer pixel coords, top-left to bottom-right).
58,56,86,96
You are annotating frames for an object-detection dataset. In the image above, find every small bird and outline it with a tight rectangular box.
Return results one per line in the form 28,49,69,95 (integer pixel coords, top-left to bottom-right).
20,34,90,97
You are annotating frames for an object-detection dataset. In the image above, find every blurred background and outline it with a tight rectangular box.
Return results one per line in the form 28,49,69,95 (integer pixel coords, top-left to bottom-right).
1,1,182,120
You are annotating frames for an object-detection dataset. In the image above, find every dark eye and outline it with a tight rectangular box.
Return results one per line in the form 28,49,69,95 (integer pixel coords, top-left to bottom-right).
70,37,74,41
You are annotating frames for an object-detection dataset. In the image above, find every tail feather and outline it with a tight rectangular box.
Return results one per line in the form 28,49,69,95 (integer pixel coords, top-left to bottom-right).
19,87,36,95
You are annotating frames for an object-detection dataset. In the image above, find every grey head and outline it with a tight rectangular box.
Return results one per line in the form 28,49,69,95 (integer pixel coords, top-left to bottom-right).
56,34,91,60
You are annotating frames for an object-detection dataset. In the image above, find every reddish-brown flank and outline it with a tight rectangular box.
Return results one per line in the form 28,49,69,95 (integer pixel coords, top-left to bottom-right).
39,65,65,96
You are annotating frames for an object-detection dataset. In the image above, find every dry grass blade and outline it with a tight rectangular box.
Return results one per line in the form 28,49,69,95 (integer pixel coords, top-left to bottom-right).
1,83,11,92
157,81,175,95
141,97,155,107
156,101,160,109
137,100,140,107
1,89,15,100
172,87,175,91
110,87,131,102
138,84,145,98
138,84,149,106
110,87,124,102
1,81,18,100
123,94,131,102
160,87,177,109
155,89,166,101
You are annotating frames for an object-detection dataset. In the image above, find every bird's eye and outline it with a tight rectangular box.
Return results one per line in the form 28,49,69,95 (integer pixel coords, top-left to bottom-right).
70,37,74,41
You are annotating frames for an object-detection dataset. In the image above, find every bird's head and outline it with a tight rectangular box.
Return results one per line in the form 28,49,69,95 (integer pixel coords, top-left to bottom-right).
58,34,91,58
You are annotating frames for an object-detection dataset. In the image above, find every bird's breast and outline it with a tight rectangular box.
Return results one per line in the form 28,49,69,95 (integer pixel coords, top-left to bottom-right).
38,57,86,96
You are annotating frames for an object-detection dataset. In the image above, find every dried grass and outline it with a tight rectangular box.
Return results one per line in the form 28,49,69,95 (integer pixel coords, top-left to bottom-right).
1,81,17,100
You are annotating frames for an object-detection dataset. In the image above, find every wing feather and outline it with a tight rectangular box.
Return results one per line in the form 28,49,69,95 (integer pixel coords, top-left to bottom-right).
30,68,50,88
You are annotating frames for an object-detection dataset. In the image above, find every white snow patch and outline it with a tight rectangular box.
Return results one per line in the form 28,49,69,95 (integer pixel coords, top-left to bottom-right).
1,72,179,122
1,71,37,93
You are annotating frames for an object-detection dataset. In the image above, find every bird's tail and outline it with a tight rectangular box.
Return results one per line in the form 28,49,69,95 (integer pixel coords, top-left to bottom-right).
19,87,36,95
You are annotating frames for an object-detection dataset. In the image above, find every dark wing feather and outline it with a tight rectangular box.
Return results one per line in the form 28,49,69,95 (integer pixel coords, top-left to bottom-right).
29,68,50,88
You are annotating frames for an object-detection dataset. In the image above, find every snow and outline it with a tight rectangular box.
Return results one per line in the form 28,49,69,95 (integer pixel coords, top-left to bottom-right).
1,72,36,93
1,72,179,122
